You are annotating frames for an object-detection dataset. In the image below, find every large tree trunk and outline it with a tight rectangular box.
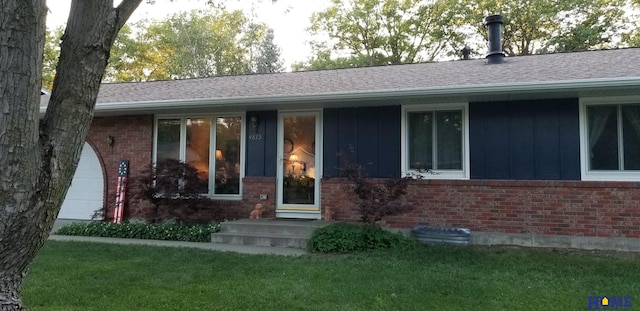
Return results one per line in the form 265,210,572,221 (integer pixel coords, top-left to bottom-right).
0,1,141,309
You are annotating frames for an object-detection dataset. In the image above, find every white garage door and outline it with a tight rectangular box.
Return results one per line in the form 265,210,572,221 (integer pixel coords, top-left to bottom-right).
58,143,104,220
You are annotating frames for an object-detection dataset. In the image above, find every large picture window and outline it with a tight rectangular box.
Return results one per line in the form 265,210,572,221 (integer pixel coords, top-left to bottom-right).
581,97,640,181
586,104,640,171
402,103,469,179
155,115,244,197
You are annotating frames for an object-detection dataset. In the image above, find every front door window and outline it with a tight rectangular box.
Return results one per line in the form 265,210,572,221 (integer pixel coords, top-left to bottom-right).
277,111,321,219
283,115,316,204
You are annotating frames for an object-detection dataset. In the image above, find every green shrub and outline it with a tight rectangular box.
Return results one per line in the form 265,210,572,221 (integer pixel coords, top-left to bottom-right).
55,221,220,242
127,159,221,223
337,153,416,225
308,223,416,253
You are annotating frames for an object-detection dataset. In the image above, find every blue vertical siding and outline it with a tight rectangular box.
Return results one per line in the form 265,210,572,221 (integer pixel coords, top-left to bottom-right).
357,107,380,176
559,105,580,178
245,110,277,177
509,103,535,178
534,103,561,179
469,99,580,180
377,106,401,177
323,108,340,177
323,106,400,178
337,108,358,161
480,102,512,178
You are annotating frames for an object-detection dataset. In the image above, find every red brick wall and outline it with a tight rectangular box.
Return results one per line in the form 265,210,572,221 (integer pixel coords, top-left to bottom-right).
87,115,153,220
87,115,250,222
86,115,640,239
242,177,277,219
321,178,640,239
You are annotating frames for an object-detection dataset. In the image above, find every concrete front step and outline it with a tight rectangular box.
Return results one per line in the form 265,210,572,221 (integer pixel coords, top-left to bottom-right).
212,232,311,248
212,218,332,249
220,219,328,235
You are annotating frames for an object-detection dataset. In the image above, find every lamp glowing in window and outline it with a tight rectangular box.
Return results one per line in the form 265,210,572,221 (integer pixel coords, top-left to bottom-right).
288,154,299,174
215,149,223,161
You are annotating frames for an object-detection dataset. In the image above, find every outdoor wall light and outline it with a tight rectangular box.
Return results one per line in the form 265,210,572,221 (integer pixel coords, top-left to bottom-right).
251,115,258,133
107,135,115,146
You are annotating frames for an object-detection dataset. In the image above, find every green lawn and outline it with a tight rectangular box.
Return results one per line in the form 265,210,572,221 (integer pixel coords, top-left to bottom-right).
23,241,640,310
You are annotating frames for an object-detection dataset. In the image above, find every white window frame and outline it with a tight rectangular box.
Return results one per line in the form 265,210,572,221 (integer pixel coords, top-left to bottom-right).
401,103,470,179
580,96,640,181
153,113,246,199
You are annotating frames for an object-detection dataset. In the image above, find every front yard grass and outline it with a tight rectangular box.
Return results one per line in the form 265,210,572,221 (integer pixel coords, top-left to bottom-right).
23,241,640,310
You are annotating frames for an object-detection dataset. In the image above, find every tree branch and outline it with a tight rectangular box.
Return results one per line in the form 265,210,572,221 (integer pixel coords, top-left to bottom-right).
115,0,144,30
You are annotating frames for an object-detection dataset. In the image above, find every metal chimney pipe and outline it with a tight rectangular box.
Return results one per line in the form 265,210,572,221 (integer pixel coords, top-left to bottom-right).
484,14,505,64
461,45,471,60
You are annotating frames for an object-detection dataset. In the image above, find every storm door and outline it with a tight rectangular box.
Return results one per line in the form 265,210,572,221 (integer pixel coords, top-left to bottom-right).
276,111,321,219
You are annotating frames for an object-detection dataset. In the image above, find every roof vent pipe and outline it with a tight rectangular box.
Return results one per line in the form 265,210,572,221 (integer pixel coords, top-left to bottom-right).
461,45,471,60
484,14,505,64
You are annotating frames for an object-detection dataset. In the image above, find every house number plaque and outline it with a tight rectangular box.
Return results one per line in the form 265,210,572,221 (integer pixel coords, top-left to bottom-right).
249,134,263,141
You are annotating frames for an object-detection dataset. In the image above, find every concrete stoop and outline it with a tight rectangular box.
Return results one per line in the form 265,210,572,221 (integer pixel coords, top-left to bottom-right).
212,218,331,249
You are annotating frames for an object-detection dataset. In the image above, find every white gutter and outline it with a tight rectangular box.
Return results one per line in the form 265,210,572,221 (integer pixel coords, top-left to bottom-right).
39,77,640,115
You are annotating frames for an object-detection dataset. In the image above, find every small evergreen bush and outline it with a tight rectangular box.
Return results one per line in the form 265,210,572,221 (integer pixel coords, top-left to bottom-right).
308,223,416,253
55,221,220,242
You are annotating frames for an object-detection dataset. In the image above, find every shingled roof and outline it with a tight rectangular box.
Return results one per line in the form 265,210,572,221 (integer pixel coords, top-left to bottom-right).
40,48,640,115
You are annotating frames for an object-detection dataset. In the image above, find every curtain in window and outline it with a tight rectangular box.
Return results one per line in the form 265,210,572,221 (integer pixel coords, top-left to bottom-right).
436,111,462,170
215,117,242,194
186,118,211,192
623,105,640,170
587,106,618,170
408,112,433,170
156,119,181,161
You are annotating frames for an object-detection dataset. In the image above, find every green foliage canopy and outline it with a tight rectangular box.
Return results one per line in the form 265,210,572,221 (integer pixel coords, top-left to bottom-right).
44,7,286,83
450,0,632,56
105,8,268,81
301,0,459,69
296,0,639,70
255,28,285,73
42,27,63,91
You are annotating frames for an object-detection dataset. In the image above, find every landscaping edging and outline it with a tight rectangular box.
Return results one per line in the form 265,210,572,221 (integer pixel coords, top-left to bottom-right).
47,235,308,256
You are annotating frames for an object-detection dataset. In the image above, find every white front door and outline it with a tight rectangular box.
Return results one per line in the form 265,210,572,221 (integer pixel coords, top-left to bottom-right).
276,111,322,219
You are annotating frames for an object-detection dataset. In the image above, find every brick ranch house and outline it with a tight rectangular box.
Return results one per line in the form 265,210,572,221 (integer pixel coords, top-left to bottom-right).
45,46,640,250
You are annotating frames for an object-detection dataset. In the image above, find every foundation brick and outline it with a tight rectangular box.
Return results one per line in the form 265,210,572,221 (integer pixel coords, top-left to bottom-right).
320,178,640,239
